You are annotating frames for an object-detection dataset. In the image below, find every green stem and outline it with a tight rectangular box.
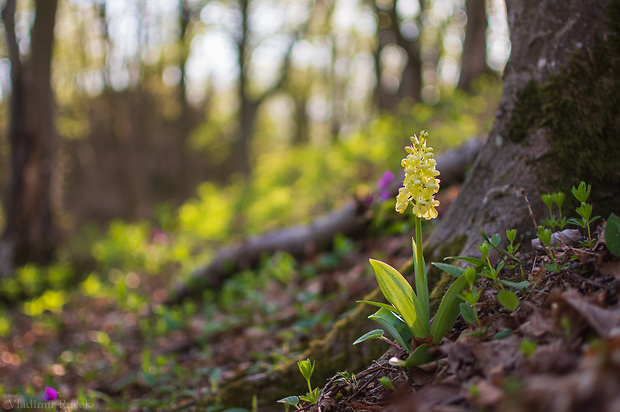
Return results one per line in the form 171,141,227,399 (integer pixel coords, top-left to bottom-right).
547,248,559,272
414,216,429,322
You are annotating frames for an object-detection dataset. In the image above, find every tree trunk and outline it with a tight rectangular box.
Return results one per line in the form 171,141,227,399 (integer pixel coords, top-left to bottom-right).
0,0,59,274
427,0,619,274
372,0,423,109
457,0,490,92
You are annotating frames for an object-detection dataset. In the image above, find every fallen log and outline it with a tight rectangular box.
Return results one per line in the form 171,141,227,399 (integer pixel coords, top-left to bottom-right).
165,137,483,305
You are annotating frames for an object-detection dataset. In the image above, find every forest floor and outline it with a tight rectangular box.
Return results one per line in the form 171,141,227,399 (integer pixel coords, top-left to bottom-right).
2,193,620,411
307,227,620,412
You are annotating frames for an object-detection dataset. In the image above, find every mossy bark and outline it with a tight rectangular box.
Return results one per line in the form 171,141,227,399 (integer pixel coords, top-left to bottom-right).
426,0,620,264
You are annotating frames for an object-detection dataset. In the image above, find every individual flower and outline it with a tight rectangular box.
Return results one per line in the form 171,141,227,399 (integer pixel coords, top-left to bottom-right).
377,170,395,200
395,131,441,220
42,386,58,401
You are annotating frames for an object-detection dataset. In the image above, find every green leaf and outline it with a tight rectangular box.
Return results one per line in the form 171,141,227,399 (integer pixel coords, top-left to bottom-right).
499,280,530,291
430,275,468,343
493,329,513,340
464,267,477,286
605,213,620,257
353,329,384,345
479,229,491,244
445,256,485,267
297,359,314,382
490,233,501,248
506,229,517,244
498,290,520,312
459,302,478,324
357,300,400,314
431,262,465,278
369,259,429,338
541,193,554,208
379,376,395,390
277,396,299,406
399,344,435,368
368,308,412,351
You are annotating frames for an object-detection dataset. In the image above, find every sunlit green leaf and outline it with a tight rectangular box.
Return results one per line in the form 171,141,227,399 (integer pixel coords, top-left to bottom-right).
353,329,385,345
369,259,429,338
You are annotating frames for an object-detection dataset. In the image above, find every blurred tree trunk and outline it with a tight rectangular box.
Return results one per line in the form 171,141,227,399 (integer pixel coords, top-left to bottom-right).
234,0,275,175
0,0,59,275
457,0,490,92
175,0,199,193
232,0,312,175
372,0,423,110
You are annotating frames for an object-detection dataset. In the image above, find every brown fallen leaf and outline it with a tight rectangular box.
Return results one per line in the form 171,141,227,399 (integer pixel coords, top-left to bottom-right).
560,289,620,339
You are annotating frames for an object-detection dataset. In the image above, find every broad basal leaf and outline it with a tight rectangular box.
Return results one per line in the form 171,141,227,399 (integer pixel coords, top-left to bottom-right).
369,259,429,338
430,275,468,343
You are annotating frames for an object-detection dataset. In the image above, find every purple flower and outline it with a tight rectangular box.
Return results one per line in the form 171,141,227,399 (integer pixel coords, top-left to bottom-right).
42,386,58,401
377,171,395,200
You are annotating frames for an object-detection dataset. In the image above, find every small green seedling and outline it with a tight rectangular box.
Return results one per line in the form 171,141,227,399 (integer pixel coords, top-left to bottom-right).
536,226,567,272
277,359,320,410
458,267,483,332
519,338,538,359
298,359,320,404
439,231,528,334
569,182,600,248
541,191,567,229
379,376,396,391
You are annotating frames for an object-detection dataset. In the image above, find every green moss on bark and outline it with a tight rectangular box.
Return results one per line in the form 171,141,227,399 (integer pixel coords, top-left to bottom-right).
507,80,543,143
505,5,620,213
